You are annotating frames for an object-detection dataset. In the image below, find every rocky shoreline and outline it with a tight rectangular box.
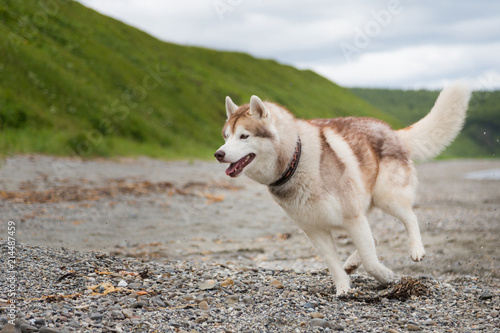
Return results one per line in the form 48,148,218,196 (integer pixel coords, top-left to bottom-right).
0,155,499,332
1,242,499,332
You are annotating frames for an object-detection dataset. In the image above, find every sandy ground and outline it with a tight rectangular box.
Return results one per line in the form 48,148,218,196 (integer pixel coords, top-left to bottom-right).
0,155,499,282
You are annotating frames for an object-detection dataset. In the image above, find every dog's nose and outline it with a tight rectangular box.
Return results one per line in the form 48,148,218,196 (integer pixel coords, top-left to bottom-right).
214,150,225,162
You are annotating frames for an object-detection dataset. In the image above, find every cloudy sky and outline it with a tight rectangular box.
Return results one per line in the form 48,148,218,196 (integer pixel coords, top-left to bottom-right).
78,0,500,90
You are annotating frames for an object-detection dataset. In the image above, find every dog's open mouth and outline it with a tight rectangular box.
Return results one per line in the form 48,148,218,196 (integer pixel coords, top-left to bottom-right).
226,153,255,177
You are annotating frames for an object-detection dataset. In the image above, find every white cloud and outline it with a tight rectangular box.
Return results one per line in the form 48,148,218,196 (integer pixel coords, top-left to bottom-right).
306,42,500,89
77,0,500,89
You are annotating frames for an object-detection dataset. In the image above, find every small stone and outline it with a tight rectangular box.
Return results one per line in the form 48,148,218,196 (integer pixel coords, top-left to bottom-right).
310,312,324,319
225,295,240,304
407,323,422,331
199,301,209,310
68,320,81,328
198,280,217,290
479,291,495,300
221,278,234,287
151,296,167,307
424,319,436,326
117,280,128,287
310,319,331,329
33,319,45,327
90,313,104,321
20,324,38,333
442,283,457,293
130,301,148,309
194,294,207,303
111,310,125,319
242,296,254,304
128,283,142,289
387,329,400,333
362,315,377,320
270,279,284,289
122,309,134,318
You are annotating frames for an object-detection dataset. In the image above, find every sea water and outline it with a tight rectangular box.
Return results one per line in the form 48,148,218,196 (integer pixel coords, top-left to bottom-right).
462,169,500,180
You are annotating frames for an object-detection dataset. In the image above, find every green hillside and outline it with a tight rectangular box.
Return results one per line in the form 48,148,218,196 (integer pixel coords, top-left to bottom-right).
351,88,500,158
0,0,402,159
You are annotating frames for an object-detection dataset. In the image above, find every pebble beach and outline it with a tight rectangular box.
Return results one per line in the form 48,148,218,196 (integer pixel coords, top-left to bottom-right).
0,155,499,332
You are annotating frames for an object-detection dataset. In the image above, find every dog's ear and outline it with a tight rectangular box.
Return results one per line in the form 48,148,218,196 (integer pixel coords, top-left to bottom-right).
225,96,238,119
249,95,269,119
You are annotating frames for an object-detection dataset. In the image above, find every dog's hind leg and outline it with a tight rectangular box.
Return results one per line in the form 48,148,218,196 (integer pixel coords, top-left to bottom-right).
380,203,425,262
303,227,351,296
373,161,426,262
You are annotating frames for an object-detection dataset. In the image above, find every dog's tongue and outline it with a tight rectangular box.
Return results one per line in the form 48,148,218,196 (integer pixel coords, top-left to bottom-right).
225,161,241,177
225,155,251,177
225,154,255,178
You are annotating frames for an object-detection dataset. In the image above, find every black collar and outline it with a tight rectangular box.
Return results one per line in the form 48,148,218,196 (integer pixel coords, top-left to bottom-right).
269,137,301,187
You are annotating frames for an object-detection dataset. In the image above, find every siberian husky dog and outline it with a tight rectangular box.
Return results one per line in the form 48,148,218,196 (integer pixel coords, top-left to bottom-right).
214,83,471,295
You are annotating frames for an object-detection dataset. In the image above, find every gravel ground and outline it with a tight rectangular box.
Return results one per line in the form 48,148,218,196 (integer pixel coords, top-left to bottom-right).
0,243,498,333
0,155,499,332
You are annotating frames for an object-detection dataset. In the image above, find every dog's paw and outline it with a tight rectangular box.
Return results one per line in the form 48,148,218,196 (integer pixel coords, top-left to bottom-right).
337,287,360,298
335,284,351,296
368,265,395,284
410,244,426,262
343,251,362,274
343,259,361,274
344,264,359,275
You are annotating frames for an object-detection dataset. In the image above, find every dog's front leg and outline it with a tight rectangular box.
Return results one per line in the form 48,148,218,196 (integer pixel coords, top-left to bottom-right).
344,214,394,284
303,227,350,296
343,236,380,274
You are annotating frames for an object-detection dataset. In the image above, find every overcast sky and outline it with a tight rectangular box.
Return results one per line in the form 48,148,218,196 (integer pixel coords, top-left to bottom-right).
78,0,500,90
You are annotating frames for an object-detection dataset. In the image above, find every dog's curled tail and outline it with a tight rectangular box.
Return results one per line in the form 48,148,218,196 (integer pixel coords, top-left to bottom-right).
397,82,472,161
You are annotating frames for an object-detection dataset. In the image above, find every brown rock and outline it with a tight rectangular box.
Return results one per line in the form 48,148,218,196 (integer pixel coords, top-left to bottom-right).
221,278,234,287
270,280,284,289
310,312,325,319
198,300,209,310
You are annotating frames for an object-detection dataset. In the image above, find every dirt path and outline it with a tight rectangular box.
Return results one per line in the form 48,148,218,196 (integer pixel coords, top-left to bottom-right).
1,155,499,281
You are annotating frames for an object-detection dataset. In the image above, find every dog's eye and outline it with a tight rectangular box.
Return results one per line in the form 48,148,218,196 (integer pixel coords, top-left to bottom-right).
240,134,249,140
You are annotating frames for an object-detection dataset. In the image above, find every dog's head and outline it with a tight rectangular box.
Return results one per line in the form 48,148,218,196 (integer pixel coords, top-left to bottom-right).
214,95,279,183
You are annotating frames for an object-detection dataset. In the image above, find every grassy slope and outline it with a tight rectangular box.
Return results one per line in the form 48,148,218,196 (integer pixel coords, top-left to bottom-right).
0,0,402,160
351,88,500,158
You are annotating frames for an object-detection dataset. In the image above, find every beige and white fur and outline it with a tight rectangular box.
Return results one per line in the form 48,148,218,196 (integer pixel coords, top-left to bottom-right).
214,83,471,295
